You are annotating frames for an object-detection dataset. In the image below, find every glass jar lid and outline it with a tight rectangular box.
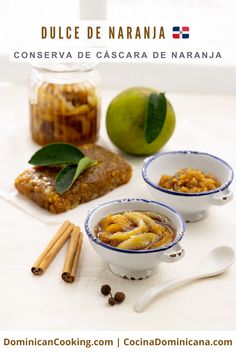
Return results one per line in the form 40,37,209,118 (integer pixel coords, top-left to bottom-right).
32,62,98,73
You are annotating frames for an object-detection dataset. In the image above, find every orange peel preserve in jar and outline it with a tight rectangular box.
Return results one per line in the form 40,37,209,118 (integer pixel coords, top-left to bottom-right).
29,64,101,146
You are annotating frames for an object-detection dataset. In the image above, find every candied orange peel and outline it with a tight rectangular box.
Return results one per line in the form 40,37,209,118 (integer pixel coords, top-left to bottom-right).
159,168,221,193
96,211,175,250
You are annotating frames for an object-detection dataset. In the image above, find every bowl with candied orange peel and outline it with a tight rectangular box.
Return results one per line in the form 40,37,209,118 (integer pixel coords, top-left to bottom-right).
143,151,234,222
85,198,185,279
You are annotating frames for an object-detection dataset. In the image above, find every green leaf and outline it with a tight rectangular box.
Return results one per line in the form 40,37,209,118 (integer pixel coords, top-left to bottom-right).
55,157,97,194
55,164,77,194
144,92,167,144
28,143,84,166
71,157,97,185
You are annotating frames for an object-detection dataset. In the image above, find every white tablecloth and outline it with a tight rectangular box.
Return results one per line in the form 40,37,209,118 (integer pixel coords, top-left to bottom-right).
0,82,235,330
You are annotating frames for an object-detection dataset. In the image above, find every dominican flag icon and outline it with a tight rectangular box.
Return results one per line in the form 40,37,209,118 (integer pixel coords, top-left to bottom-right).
172,26,189,39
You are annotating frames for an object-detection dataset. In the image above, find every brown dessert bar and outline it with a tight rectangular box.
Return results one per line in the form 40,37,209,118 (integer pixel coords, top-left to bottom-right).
15,144,132,214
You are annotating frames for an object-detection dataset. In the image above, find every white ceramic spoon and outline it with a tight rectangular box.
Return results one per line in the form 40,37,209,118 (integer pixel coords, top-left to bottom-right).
134,245,235,313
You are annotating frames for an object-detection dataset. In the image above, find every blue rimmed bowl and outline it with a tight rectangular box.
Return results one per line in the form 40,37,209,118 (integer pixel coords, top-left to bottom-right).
142,151,234,222
85,198,185,280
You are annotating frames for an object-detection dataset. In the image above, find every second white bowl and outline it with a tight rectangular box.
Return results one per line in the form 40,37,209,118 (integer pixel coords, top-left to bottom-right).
142,151,234,222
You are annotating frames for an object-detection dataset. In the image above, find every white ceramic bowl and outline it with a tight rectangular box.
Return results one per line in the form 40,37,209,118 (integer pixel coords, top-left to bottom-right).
85,198,185,279
143,151,234,222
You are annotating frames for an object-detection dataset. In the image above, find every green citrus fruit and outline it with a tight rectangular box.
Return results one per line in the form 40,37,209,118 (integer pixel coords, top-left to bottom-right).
106,87,176,156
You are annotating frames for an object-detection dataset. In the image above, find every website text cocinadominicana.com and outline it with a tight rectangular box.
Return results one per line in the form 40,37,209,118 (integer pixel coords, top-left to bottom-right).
3,337,233,348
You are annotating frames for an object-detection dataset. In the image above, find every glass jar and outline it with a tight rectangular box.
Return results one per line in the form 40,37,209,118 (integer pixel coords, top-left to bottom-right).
29,63,101,146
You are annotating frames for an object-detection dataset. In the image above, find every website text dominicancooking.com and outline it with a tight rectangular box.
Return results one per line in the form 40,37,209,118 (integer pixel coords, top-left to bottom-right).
2,336,233,348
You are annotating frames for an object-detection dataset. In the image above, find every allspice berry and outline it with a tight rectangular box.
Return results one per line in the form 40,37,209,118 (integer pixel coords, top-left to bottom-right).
101,284,111,296
114,292,125,303
108,297,116,306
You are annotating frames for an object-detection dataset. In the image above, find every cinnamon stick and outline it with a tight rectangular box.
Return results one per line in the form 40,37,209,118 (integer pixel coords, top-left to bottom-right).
31,221,74,275
62,227,83,283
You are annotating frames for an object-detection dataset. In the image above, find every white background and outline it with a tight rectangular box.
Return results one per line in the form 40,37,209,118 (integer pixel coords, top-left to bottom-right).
0,0,236,349
0,0,236,65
